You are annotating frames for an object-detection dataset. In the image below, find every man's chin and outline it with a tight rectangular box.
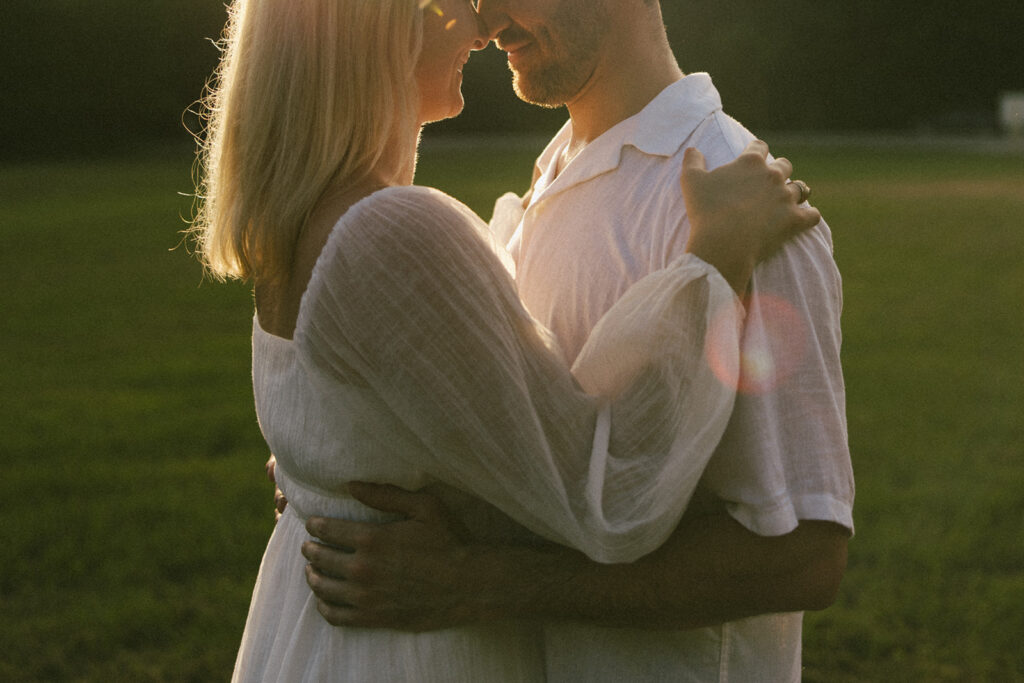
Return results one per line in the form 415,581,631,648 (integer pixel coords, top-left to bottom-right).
511,74,566,109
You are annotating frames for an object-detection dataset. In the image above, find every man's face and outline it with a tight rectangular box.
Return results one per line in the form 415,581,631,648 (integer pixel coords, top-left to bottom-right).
475,0,612,107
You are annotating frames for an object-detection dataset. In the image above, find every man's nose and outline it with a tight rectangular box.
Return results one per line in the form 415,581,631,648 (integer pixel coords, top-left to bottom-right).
474,0,510,41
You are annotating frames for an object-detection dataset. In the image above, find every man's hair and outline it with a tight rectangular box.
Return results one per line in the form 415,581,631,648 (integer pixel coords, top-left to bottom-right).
192,0,423,283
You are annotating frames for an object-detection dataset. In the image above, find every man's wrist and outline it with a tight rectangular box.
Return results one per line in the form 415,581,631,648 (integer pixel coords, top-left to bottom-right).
450,544,578,622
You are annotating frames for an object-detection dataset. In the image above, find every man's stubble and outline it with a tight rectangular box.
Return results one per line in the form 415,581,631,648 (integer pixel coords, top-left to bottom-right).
509,0,612,107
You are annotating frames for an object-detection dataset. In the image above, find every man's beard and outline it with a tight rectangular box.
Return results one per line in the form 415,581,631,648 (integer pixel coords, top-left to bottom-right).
506,0,610,107
511,57,591,108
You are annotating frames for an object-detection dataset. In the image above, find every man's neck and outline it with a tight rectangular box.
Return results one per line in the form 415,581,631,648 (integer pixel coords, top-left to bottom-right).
561,11,683,164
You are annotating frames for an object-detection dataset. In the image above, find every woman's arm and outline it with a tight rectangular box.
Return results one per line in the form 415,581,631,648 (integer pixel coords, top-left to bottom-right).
271,142,817,528
293,142,819,561
296,186,741,563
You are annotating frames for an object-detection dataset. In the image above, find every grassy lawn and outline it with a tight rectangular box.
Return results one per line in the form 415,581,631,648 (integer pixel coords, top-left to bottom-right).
1,137,1022,680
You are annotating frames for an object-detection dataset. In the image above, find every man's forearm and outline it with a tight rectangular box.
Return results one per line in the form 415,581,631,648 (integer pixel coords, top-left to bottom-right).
458,514,848,630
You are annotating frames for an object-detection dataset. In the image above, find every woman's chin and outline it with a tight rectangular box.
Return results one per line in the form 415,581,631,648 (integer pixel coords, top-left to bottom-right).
421,96,466,126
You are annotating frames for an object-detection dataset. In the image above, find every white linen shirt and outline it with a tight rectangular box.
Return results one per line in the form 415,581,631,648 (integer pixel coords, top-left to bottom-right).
503,73,854,682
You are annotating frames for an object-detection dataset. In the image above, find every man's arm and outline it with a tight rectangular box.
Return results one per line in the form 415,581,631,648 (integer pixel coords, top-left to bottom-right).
489,512,848,629
303,483,848,631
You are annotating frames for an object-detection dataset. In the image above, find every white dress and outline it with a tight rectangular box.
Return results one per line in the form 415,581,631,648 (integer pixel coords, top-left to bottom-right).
232,185,743,682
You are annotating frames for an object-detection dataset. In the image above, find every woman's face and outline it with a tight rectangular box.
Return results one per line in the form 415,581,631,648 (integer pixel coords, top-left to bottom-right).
415,0,487,124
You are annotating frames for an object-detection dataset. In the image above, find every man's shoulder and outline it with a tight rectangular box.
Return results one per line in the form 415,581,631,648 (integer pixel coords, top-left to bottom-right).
686,111,760,169
623,104,757,173
609,108,754,190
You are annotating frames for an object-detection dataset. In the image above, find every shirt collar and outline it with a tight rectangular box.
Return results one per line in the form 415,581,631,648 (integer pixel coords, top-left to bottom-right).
529,73,723,205
625,72,722,156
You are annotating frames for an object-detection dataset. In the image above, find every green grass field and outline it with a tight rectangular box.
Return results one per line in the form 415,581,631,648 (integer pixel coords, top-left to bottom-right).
1,137,1022,681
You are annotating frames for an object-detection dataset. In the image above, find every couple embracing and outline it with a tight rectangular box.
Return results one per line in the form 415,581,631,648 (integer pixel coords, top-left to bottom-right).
192,0,853,680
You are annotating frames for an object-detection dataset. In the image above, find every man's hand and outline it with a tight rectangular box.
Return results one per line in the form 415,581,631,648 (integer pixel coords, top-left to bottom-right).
302,483,473,631
266,455,287,522
301,483,848,631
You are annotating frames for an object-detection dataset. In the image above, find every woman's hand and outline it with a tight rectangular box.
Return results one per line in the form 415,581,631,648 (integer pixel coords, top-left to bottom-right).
681,140,821,294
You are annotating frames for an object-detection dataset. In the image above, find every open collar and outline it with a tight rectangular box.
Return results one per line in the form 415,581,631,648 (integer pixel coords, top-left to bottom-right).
528,73,723,208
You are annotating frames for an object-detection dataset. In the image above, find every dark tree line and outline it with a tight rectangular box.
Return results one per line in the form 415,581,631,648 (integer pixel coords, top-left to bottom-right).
1,1,227,158
659,0,1024,133
2,1,1021,159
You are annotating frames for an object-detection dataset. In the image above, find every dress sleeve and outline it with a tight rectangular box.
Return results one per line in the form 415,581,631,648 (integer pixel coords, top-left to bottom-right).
488,191,526,248
295,186,743,562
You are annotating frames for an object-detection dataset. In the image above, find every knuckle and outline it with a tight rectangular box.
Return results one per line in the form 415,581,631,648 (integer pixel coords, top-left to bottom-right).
306,564,336,592
347,558,374,582
349,587,374,608
351,528,376,549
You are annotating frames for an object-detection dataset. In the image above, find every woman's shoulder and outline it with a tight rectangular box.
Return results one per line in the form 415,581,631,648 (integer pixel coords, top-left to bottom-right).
293,183,501,366
308,184,489,291
345,184,481,226
324,184,488,258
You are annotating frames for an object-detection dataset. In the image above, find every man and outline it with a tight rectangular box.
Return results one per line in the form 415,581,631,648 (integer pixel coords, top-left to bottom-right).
298,0,853,679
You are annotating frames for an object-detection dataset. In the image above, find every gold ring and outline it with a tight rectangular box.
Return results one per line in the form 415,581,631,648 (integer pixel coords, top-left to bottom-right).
789,179,811,203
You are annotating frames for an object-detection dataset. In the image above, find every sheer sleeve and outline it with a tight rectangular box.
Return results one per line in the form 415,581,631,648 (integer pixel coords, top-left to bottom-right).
488,191,526,248
294,186,742,562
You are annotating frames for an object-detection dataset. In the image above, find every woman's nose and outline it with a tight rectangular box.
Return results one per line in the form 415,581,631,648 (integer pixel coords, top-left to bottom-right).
471,12,488,50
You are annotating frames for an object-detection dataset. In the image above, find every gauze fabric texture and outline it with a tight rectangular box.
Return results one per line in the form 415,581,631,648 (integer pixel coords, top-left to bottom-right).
293,185,742,563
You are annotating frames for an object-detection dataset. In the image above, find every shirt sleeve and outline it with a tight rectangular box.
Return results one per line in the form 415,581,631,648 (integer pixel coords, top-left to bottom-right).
701,219,855,536
675,117,854,537
294,185,744,562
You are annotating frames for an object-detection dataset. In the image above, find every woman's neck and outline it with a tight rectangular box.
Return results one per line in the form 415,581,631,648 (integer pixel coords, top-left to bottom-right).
255,173,389,339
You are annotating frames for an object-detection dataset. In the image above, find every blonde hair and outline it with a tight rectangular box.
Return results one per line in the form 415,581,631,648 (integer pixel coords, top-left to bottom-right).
192,0,424,283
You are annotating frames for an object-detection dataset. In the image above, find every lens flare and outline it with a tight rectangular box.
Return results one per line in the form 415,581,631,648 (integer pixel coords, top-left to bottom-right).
419,0,456,28
705,292,809,395
418,0,444,16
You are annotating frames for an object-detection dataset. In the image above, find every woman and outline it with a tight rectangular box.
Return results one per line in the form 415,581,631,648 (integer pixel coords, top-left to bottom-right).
192,0,817,680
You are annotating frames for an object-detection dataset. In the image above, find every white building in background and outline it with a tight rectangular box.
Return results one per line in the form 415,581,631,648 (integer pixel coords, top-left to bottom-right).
999,92,1024,138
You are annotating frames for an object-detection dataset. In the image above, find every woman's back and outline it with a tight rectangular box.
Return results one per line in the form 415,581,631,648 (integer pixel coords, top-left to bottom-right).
237,186,549,682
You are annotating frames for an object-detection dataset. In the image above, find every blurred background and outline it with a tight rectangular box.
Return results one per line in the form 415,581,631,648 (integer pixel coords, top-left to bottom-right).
1,2,1022,681
2,0,1023,159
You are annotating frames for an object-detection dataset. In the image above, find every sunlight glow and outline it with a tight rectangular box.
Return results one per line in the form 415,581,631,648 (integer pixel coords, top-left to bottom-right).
705,293,809,395
419,0,443,14
419,0,457,29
